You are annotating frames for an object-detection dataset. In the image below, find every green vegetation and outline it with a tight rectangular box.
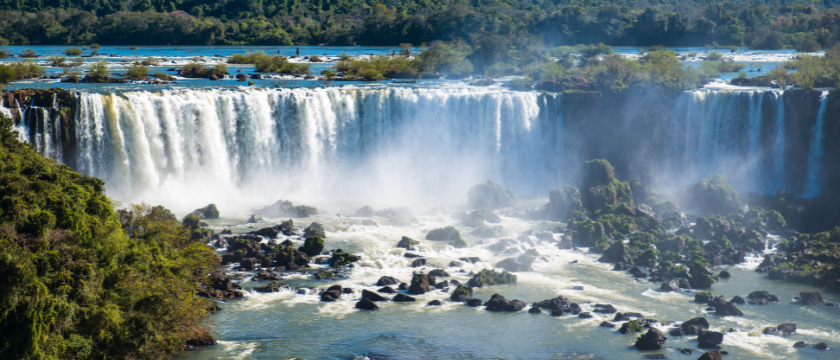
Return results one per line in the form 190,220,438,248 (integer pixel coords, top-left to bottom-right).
467,269,517,287
299,236,324,257
64,47,82,56
192,203,219,219
140,57,161,66
123,63,149,80
84,61,110,83
1,0,839,52
624,319,644,333
0,60,44,84
426,226,462,241
0,113,219,358
227,51,309,74
19,49,36,58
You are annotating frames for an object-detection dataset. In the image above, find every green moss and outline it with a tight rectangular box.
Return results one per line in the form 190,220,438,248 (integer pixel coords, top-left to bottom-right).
299,236,324,257
467,269,517,287
303,222,326,238
193,203,220,219
426,226,461,241
625,319,644,332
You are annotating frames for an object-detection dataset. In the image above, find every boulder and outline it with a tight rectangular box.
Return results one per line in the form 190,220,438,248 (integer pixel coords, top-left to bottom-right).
298,236,324,257
186,328,217,347
411,259,427,267
697,330,724,348
747,291,777,302
697,351,723,360
408,274,432,295
396,236,418,250
730,295,745,304
660,279,680,292
392,294,416,302
710,296,743,316
579,312,592,318
355,297,379,310
672,317,710,336
592,304,617,314
496,257,532,272
361,289,387,302
429,269,449,277
450,285,473,302
600,321,616,328
320,285,342,301
546,186,584,221
534,295,571,310
354,205,375,217
529,306,542,314
814,342,828,350
763,323,796,335
695,292,714,303
551,308,564,316
376,276,400,286
427,300,442,306
467,180,517,209
634,327,667,350
799,291,824,305
378,286,396,294
484,294,526,312
448,260,464,267
466,298,484,307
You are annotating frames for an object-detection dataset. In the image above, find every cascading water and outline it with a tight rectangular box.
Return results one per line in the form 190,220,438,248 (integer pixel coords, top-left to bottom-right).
9,86,832,211
67,87,563,211
802,91,830,197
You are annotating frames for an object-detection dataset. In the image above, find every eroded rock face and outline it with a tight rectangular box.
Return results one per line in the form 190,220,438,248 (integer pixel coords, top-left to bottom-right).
799,291,824,305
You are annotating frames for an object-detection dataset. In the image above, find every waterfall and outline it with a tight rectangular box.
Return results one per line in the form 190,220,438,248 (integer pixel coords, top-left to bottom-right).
66,87,562,210
12,86,830,211
802,91,830,197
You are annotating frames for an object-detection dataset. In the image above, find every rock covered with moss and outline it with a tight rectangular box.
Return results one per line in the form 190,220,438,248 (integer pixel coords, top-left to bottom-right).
462,208,501,227
257,199,318,218
303,222,326,238
684,174,742,214
467,269,517,287
634,327,667,350
426,225,462,241
193,203,220,219
467,180,517,209
581,159,633,213
546,185,584,221
298,236,324,257
329,249,360,267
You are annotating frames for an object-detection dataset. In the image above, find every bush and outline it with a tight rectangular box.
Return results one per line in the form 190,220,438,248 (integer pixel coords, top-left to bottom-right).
309,54,320,62
0,65,16,84
86,61,110,82
19,49,36,58
213,63,228,76
140,57,161,66
124,63,149,80
65,47,83,56
467,269,517,287
9,60,43,79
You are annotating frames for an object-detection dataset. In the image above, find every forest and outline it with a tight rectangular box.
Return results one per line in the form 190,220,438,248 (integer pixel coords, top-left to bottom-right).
0,0,839,50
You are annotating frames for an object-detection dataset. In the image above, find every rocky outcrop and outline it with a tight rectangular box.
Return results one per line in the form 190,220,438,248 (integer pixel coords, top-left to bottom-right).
799,291,824,305
634,327,667,350
356,297,379,310
467,180,517,209
484,294,526,312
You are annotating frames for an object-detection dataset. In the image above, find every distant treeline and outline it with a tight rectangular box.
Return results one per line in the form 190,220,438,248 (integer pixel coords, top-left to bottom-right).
0,0,839,50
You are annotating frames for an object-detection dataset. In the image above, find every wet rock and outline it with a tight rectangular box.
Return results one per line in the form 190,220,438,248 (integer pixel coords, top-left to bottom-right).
618,320,643,334
600,321,616,328
592,304,617,314
467,180,517,209
378,286,396,294
695,292,714,303
361,290,387,302
550,308,565,316
793,341,809,348
466,298,484,307
697,330,724,348
435,280,449,289
361,219,378,226
660,279,680,292
719,270,731,279
579,312,593,318
392,294,416,302
408,274,432,295
485,294,526,312
427,300,442,306
634,327,667,350
814,342,828,350
411,258,426,267
247,214,262,223
355,297,379,310
710,296,743,316
450,285,473,302
697,351,723,360
670,317,709,336
459,257,482,264
376,276,400,286
529,306,542,314
396,236,419,250
763,323,796,335
645,354,667,359
448,260,464,267
398,282,408,290
186,328,217,347
496,257,532,272
569,303,581,314
249,227,278,238
730,295,745,304
678,278,691,289
678,348,696,354
799,291,824,305
429,269,449,277
253,281,284,293
403,253,422,258
534,295,571,310
747,291,778,302
320,285,342,301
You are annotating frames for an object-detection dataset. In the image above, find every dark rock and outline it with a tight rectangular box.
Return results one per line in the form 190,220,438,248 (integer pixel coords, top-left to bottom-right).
569,303,582,314
450,285,473,302
730,295,745,304
634,327,667,350
320,285,342,301
411,259,427,267
695,292,714,303
697,330,724,348
466,298,484,307
529,306,542,314
248,227,278,238
814,342,828,350
534,295,571,310
459,257,482,264
429,269,449,277
403,253,422,258
449,260,464,267
398,282,408,290
579,312,593,318
435,280,449,289
600,321,616,328
392,293,416,302
719,270,731,279
747,291,776,302
793,341,809,348
355,297,379,310
427,300,442,306
678,348,696,354
378,286,396,293
361,289,387,302
592,304,617,314
396,236,418,249
697,351,723,360
799,291,824,305
550,308,565,316
376,276,400,286
671,317,709,336
678,278,691,289
485,293,526,312
468,180,517,209
408,274,432,294
710,296,743,316
764,323,796,335
645,355,667,359
661,279,680,292
186,329,217,347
